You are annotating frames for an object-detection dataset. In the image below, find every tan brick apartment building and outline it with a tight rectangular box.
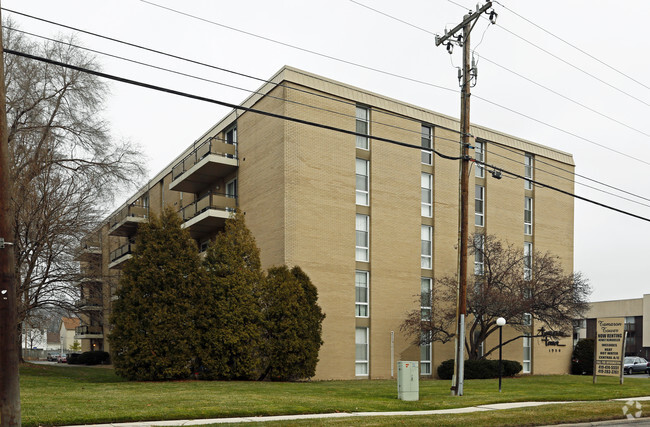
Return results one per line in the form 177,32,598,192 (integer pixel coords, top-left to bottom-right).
76,66,575,379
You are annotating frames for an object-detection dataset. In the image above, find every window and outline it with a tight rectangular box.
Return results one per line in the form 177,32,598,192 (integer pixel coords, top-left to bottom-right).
225,126,237,144
356,159,369,206
523,312,532,326
524,197,533,235
524,242,532,280
355,271,369,317
475,140,484,178
523,333,531,373
524,153,533,190
356,106,369,149
421,278,432,320
355,327,369,375
356,214,369,262
226,178,237,198
421,225,432,269
475,185,484,227
421,333,432,375
474,234,485,275
421,125,432,165
225,126,237,159
421,173,432,217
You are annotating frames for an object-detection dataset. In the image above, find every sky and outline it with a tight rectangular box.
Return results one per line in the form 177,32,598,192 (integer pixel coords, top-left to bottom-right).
4,0,650,302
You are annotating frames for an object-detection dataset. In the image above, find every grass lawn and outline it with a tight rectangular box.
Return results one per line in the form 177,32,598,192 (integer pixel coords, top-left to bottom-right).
20,363,650,426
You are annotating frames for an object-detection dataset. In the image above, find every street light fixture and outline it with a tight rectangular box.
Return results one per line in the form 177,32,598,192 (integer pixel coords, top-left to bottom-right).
496,317,506,392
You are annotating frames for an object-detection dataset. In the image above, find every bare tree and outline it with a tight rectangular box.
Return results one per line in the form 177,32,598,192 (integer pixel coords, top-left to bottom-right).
3,21,146,358
401,233,590,360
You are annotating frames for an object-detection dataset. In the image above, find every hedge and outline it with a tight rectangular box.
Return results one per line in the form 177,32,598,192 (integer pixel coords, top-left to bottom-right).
437,358,522,380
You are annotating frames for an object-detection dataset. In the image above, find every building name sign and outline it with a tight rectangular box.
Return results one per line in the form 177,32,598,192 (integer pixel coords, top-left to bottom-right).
594,317,625,377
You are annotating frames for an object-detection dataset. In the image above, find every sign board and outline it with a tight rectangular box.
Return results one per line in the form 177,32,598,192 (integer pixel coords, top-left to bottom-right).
594,317,625,377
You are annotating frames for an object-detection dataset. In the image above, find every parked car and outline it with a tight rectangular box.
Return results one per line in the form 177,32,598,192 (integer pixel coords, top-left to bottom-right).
623,357,649,374
46,353,61,362
57,354,67,363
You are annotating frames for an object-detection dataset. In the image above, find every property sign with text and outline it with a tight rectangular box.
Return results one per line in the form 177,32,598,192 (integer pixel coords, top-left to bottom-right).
595,317,625,377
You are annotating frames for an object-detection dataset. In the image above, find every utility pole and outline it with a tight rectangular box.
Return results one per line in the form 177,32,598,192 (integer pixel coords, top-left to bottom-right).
0,4,22,425
435,1,495,397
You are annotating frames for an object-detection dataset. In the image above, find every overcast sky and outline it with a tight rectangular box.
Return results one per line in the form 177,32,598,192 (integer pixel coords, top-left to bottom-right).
5,0,649,302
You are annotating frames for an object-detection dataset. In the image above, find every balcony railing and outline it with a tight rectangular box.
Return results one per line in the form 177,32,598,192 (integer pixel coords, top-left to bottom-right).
75,325,103,336
109,243,134,269
76,244,102,262
170,138,238,193
74,298,102,310
108,204,148,237
179,192,236,238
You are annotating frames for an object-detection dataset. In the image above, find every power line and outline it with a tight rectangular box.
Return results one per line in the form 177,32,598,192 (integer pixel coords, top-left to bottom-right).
483,146,650,209
4,48,463,163
1,10,467,148
484,141,650,205
447,0,650,108
7,47,649,225
10,5,650,171
492,0,650,92
476,158,650,223
350,0,650,166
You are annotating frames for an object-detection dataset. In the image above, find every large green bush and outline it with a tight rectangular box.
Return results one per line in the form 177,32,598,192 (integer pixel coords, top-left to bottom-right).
258,266,325,381
109,208,205,381
571,338,594,375
437,359,522,379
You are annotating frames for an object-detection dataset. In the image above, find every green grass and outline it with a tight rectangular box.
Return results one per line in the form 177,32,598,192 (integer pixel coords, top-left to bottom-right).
20,363,650,426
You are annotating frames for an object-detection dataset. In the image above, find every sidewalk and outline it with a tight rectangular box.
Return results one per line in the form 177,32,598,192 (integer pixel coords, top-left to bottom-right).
63,397,650,426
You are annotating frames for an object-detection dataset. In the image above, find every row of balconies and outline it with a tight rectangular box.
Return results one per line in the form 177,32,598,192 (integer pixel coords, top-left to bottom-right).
105,138,238,268
75,325,103,340
75,136,238,344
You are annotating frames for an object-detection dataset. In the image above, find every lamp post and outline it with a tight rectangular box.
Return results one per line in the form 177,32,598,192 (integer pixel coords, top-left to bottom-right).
496,317,506,392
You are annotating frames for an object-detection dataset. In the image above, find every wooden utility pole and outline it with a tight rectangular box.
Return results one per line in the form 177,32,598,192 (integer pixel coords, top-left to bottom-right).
0,4,22,425
435,1,493,397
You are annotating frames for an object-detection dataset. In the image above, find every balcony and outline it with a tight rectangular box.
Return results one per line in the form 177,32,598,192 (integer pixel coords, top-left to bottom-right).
180,192,236,239
170,138,237,193
75,298,103,311
108,204,148,237
109,243,134,269
76,245,102,262
74,325,103,339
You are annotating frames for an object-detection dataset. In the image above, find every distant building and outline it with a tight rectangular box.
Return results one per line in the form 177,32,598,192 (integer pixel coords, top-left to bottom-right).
78,66,576,379
60,317,80,353
574,294,650,359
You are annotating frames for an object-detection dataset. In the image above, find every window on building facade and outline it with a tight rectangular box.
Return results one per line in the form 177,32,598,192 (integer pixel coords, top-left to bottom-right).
421,173,432,217
355,327,369,375
524,153,533,190
625,316,636,349
356,158,369,206
473,330,485,358
421,125,432,165
475,185,484,227
421,277,432,320
523,333,531,373
475,140,484,178
226,126,237,145
356,106,369,150
524,242,532,280
421,225,432,269
355,271,369,317
524,196,533,235
356,214,369,262
421,332,432,375
474,234,485,276
226,178,237,199
225,126,237,159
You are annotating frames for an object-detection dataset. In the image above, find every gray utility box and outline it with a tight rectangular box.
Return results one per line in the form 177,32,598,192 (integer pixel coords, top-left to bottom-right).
397,361,419,401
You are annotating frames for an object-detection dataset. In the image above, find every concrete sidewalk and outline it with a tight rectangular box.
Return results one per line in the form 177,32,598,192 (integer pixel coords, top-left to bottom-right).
62,397,650,426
